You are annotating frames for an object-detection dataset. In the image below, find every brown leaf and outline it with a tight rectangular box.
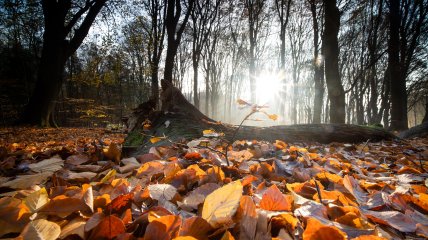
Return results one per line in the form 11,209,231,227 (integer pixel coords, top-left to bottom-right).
236,195,257,240
260,184,292,211
144,215,182,240
179,216,212,240
20,219,61,240
60,217,86,239
362,209,417,232
39,195,89,218
88,215,126,240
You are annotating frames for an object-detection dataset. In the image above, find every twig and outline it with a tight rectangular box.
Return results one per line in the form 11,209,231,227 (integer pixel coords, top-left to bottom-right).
313,177,324,206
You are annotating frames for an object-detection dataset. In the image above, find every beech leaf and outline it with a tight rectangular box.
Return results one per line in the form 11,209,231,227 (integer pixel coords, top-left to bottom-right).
202,180,243,228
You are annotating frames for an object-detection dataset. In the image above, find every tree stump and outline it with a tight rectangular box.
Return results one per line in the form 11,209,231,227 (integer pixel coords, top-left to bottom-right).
123,80,396,156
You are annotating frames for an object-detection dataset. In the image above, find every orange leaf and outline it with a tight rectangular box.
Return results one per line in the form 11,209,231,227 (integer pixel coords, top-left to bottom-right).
303,217,347,240
271,213,299,234
184,152,202,160
316,172,343,184
260,184,292,211
237,99,250,106
88,215,125,240
274,140,287,150
136,161,164,178
144,215,182,240
221,231,235,240
179,216,212,239
105,193,134,215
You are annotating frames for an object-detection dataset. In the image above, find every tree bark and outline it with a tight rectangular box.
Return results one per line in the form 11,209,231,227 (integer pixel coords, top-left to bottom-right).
388,0,408,130
309,0,324,124
22,0,106,126
322,0,345,124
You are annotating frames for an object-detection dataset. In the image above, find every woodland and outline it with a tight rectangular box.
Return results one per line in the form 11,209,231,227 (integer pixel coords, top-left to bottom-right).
1,0,428,239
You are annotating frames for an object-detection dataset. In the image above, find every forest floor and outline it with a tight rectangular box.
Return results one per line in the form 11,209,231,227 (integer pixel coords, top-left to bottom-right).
0,127,427,239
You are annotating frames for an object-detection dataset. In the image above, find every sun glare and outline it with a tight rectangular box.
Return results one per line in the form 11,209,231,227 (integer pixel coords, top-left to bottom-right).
255,71,284,104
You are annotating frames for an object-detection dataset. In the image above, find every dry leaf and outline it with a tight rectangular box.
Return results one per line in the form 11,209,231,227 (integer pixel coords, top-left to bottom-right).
20,219,61,240
303,217,347,240
59,217,86,239
259,184,292,211
202,180,243,228
144,215,182,240
149,184,178,203
236,195,257,240
179,216,212,239
362,209,417,232
24,187,49,212
28,156,64,173
221,231,235,240
88,215,125,240
2,172,52,189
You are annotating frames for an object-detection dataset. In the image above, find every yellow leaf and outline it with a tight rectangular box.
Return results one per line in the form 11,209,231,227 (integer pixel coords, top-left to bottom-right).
268,114,278,121
202,180,243,228
150,137,163,143
100,169,116,184
103,143,121,163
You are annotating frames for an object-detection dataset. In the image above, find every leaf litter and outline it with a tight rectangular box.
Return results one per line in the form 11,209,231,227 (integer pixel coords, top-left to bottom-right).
0,127,427,239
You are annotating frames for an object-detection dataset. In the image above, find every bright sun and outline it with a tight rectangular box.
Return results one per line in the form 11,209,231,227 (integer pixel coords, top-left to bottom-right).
255,71,284,104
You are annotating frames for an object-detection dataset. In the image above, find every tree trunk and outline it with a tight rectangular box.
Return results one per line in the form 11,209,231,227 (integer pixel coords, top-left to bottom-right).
23,39,66,126
193,57,200,108
388,0,408,130
310,0,324,124
124,81,395,154
322,0,345,124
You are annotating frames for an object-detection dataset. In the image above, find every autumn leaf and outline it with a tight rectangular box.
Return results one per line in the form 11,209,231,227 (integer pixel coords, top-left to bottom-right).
148,184,178,203
362,209,417,232
179,216,212,240
20,219,61,240
303,217,347,240
150,137,164,143
235,195,257,240
351,236,388,240
144,215,182,240
38,195,90,218
260,184,293,211
221,231,235,240
59,217,86,239
28,156,64,173
104,193,133,215
88,215,126,240
237,98,251,106
202,180,243,228
24,187,49,212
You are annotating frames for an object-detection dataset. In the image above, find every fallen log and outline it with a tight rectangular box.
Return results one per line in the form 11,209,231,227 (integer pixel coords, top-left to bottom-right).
123,80,396,155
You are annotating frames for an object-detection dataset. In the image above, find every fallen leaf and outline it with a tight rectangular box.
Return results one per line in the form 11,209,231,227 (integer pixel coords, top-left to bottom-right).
144,215,182,240
24,187,49,212
59,217,86,239
105,193,133,215
149,184,178,203
1,172,52,189
20,219,61,240
88,215,125,240
221,231,235,240
38,195,90,218
202,180,243,228
179,216,212,239
303,217,347,240
362,209,417,232
259,184,292,211
236,195,257,240
28,156,64,173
